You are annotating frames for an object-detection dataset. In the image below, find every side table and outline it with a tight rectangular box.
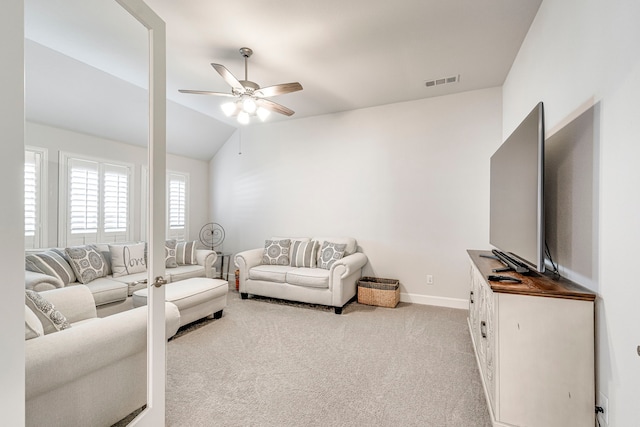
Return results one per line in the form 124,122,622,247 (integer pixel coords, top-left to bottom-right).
216,252,232,280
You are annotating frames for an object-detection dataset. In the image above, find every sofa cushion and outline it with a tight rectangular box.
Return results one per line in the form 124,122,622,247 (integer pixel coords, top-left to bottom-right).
262,239,291,265
286,268,330,289
65,245,109,284
249,265,296,283
317,241,347,270
168,264,207,283
165,239,178,268
290,240,318,268
109,271,149,296
25,305,44,340
25,290,70,334
80,278,128,306
25,249,76,285
109,243,147,278
176,241,198,265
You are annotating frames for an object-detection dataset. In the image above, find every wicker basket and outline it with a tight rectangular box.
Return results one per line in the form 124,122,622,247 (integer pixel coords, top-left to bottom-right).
357,277,400,308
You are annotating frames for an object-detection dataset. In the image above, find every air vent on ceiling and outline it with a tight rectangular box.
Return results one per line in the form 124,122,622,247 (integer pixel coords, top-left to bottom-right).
425,74,460,88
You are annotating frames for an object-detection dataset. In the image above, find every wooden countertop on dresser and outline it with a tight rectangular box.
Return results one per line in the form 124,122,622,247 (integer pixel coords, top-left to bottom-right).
468,250,596,301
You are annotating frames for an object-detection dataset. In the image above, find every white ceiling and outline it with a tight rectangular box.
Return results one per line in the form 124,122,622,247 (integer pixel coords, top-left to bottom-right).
25,0,542,161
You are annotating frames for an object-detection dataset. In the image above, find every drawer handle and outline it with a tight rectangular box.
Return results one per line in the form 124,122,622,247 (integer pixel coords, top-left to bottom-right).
470,291,474,304
481,321,487,338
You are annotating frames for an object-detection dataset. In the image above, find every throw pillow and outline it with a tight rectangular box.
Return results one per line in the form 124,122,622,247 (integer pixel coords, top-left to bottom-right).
318,241,347,270
262,239,291,265
25,249,76,285
109,243,147,278
165,239,178,268
65,245,108,284
25,290,70,334
290,240,318,268
25,305,44,340
176,241,198,265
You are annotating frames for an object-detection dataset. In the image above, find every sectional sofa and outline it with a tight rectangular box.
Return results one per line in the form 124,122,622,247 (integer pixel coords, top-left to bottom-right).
25,241,217,315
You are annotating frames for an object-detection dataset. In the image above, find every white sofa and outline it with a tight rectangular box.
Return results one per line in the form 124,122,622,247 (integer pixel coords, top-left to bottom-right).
25,242,218,315
25,285,181,427
235,237,368,314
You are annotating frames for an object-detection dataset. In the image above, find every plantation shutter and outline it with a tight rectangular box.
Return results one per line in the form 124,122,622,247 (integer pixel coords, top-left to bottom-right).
24,150,42,248
103,163,129,236
68,158,99,243
61,153,133,246
167,173,188,240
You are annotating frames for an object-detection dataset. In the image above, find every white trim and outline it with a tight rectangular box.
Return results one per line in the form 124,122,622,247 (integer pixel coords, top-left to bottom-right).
400,292,469,310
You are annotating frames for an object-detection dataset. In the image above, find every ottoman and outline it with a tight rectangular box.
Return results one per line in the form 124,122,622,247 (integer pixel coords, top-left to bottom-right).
133,278,228,327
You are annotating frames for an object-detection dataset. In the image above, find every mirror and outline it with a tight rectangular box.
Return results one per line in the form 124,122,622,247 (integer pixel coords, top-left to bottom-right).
24,0,151,425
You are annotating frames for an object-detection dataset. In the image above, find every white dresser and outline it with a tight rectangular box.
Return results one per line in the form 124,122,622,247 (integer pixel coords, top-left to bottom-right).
467,250,595,427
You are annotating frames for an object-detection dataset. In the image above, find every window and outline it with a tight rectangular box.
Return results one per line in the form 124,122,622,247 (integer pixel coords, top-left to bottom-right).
25,147,47,248
60,153,133,246
167,172,189,241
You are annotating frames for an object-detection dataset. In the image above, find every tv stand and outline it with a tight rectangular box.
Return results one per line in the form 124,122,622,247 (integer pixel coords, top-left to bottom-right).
467,250,595,426
491,249,530,274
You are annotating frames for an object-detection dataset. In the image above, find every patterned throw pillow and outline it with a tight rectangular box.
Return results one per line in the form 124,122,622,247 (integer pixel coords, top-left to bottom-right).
290,240,318,268
318,241,347,270
25,290,70,335
25,249,76,285
262,239,291,265
109,243,147,278
176,241,198,265
65,245,109,284
165,239,178,268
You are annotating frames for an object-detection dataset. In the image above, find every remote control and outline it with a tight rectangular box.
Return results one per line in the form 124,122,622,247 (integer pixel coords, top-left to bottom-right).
487,275,522,283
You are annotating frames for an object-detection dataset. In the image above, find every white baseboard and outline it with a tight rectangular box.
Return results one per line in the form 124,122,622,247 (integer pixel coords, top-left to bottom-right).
400,292,468,310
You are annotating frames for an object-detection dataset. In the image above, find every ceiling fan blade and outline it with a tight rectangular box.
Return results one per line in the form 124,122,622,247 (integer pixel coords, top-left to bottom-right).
255,82,303,98
211,63,245,93
178,89,236,97
256,98,295,116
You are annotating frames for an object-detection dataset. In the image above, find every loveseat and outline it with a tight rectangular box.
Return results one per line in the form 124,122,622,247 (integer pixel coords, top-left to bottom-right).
25,285,181,427
25,241,217,315
235,237,368,314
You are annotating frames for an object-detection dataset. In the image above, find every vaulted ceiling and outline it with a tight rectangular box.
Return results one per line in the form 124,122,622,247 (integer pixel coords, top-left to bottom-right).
25,0,542,160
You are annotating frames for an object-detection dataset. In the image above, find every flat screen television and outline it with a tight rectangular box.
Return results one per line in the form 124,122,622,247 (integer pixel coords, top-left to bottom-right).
490,102,545,273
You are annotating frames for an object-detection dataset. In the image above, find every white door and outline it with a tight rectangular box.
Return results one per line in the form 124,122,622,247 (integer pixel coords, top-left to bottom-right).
117,0,168,424
23,0,169,424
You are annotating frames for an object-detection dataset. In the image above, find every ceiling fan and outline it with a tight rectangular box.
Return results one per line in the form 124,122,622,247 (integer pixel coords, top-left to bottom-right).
179,47,303,124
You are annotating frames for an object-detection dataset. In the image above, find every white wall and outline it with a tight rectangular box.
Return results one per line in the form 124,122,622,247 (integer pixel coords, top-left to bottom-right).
210,87,502,305
26,121,210,245
0,0,25,424
503,0,640,424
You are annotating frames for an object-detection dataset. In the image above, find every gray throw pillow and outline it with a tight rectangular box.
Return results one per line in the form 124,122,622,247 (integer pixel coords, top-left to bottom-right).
318,241,347,270
165,239,178,268
25,249,76,285
25,289,70,334
65,245,109,284
176,241,198,265
262,239,291,265
290,240,317,268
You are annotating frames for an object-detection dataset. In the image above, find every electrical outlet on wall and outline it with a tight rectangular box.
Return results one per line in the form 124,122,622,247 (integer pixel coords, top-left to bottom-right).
426,275,434,285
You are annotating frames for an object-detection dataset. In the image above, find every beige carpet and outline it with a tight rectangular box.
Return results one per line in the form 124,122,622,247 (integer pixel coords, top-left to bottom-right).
164,291,491,427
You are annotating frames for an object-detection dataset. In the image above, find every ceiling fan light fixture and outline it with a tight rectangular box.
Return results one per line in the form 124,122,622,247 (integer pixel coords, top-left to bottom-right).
257,107,270,121
242,96,257,114
237,111,250,125
221,101,237,117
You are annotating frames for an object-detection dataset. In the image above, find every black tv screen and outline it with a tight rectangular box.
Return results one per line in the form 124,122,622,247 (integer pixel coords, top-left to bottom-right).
490,102,545,273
